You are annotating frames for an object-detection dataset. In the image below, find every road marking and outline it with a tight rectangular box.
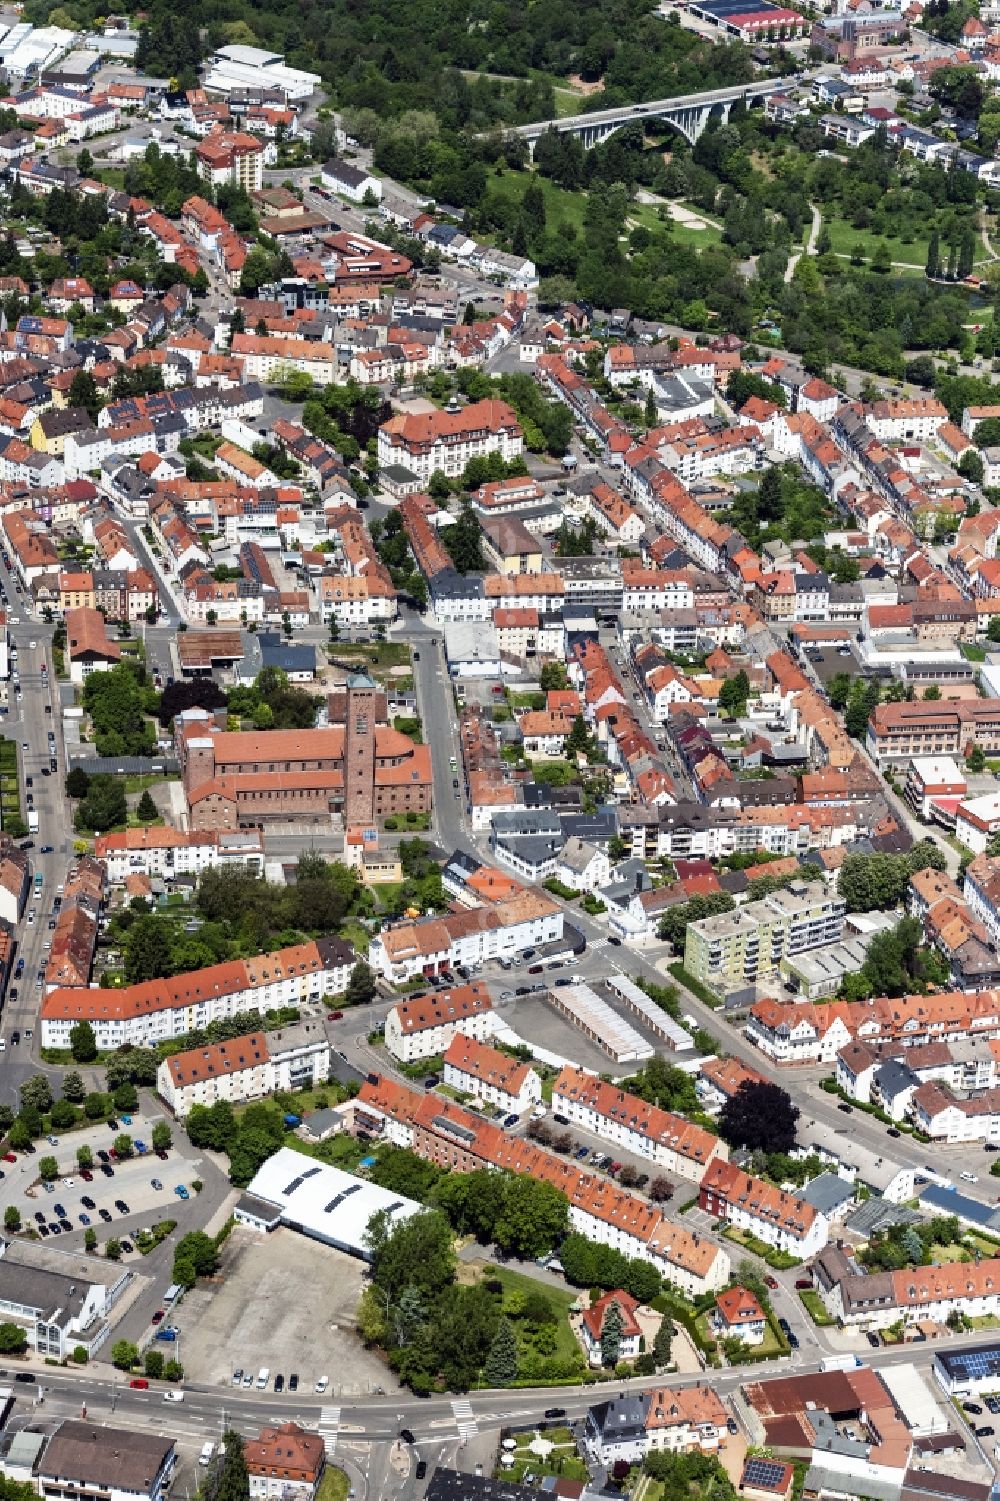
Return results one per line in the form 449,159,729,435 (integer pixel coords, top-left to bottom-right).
319,1405,341,1456
451,1398,476,1438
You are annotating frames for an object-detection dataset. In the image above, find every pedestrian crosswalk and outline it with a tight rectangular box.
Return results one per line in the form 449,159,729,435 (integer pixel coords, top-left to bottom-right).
452,1397,477,1439
319,1406,341,1456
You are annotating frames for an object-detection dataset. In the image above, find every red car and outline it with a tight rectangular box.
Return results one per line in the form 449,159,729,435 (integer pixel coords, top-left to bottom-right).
765,1275,779,1289
129,1378,149,1390
327,1011,343,1021
151,1310,165,1325
108,1149,118,1160
81,1169,93,1181
2,1153,15,1164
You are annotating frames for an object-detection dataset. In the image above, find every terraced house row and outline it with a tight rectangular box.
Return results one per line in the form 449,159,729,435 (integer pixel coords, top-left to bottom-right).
352,1073,730,1299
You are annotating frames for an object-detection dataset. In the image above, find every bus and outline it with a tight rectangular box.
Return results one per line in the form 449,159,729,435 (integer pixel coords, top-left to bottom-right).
33,872,42,897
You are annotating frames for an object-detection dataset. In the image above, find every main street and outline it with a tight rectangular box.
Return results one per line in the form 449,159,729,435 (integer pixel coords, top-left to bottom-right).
15,1323,998,1455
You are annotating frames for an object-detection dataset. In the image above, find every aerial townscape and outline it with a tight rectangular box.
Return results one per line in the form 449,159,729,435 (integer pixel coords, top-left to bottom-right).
19,0,1000,1500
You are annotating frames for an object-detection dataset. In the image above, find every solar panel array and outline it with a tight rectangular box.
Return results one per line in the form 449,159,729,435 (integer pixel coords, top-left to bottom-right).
942,1348,1000,1380
743,1459,788,1491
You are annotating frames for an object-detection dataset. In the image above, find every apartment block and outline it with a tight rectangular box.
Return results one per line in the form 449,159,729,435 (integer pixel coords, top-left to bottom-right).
684,881,846,991
700,1157,829,1258
384,983,495,1063
41,937,355,1049
550,1066,727,1182
157,1023,331,1118
442,1032,541,1114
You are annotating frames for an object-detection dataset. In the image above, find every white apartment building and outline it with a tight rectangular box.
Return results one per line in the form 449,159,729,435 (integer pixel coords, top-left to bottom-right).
377,399,524,484
94,828,265,885
157,1023,331,1118
41,937,355,1050
701,1158,830,1259
384,985,495,1063
551,1066,727,1183
442,1032,541,1114
370,890,563,985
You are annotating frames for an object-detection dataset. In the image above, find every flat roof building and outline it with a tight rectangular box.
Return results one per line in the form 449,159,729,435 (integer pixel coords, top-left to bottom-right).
235,1147,422,1257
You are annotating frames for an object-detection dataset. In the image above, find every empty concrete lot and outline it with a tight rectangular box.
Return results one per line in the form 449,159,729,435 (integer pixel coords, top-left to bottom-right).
174,1225,393,1396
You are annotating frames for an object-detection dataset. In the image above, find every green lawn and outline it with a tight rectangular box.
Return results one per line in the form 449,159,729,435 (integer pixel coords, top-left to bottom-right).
475,1264,581,1365
316,1469,350,1501
799,1289,834,1326
824,215,992,275
487,169,588,231
824,215,930,268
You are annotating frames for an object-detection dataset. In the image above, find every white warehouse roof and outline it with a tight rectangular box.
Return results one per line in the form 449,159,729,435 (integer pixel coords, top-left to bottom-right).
237,1146,422,1258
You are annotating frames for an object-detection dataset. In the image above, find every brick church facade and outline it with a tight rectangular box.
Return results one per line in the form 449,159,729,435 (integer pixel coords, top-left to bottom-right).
175,673,433,832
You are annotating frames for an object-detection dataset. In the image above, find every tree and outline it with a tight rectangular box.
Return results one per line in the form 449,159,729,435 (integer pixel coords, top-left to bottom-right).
959,449,984,484
113,1083,139,1116
493,1176,568,1260
926,229,940,280
172,1230,219,1282
0,1324,26,1353
84,1228,97,1252
62,1072,86,1103
151,1121,172,1152
68,370,100,421
111,1339,138,1369
720,1080,799,1154
719,670,750,718
653,1313,673,1370
8,1122,30,1152
50,1099,76,1129
566,714,590,758
483,1316,518,1385
38,1155,58,1183
136,789,158,823
20,1076,52,1115
3,1206,19,1232
114,1134,134,1160
346,960,376,1007
144,1348,164,1379
70,1020,98,1063
539,662,569,692
601,1299,625,1367
65,766,90,799
644,386,657,426
968,743,987,773
216,1432,249,1501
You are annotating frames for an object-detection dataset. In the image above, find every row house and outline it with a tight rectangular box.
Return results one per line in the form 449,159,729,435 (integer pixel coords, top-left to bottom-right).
354,1073,730,1298
746,988,1000,1064
94,827,265,885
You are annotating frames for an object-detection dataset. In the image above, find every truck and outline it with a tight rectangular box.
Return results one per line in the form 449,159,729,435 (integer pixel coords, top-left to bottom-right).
821,1355,862,1372
199,1444,216,1467
27,811,38,833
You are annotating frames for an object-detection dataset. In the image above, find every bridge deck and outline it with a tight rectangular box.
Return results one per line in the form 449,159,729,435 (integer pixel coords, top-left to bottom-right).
514,78,784,136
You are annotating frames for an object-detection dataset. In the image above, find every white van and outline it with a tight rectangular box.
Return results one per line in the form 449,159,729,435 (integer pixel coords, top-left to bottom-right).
256,1368,270,1389
199,1444,215,1467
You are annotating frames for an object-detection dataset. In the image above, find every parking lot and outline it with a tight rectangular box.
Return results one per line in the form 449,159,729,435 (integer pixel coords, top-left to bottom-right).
0,1109,204,1253
172,1225,392,1397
